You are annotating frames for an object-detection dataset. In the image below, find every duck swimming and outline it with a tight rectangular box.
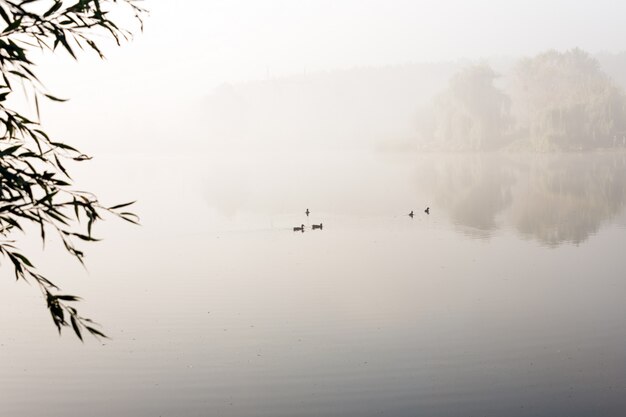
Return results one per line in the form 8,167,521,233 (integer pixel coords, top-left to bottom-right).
312,223,323,230
293,224,305,232
424,207,430,214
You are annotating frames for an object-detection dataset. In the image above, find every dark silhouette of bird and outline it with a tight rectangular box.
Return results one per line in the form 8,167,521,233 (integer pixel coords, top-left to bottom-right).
424,207,430,215
408,210,414,218
293,224,305,232
312,223,323,230
305,209,310,216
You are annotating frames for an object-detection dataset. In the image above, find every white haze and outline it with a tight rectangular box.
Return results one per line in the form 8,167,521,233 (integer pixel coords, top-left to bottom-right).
22,0,626,156
6,5,626,415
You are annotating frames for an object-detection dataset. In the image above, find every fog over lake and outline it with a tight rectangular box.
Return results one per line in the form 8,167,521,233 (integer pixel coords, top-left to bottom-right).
3,1,626,416
2,149,626,416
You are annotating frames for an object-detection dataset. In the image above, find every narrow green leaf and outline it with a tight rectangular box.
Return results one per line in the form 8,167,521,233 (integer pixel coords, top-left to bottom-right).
70,315,83,341
44,1,64,18
108,201,135,210
3,17,22,34
44,94,68,102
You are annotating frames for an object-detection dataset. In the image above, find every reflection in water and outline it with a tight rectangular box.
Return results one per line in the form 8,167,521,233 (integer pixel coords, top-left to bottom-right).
513,153,626,245
199,151,626,245
3,151,626,417
418,154,515,237
415,152,626,245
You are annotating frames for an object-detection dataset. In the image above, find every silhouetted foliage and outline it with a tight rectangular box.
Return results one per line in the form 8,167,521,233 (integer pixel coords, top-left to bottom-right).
0,0,145,340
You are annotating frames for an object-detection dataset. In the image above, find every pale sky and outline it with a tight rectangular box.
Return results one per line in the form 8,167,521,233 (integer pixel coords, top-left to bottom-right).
148,0,626,84
28,0,626,154
39,0,626,93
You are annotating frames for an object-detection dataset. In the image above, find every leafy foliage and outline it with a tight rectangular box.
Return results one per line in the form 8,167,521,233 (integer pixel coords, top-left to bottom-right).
429,64,512,150
510,49,626,150
421,49,626,151
0,0,145,340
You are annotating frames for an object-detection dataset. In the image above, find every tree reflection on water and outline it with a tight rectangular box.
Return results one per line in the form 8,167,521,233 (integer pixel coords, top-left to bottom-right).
416,152,626,245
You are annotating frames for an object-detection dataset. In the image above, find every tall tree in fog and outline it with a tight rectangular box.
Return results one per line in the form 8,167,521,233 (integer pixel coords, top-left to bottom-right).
430,64,511,150
0,1,144,339
510,49,626,150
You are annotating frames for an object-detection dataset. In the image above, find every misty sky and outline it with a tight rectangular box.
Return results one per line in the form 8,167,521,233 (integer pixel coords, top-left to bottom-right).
155,0,626,81
192,0,626,79
29,0,626,154
39,0,626,92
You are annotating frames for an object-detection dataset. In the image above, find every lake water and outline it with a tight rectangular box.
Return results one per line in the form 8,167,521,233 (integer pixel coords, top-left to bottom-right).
2,151,626,416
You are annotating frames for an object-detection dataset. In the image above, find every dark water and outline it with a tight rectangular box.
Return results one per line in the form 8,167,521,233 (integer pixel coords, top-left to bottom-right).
2,151,626,416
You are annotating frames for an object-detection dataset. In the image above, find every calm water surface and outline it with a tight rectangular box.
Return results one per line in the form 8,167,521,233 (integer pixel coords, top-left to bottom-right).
2,151,626,416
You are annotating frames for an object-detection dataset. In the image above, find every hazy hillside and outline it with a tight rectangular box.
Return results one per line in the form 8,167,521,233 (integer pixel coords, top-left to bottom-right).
203,63,459,151
202,51,626,152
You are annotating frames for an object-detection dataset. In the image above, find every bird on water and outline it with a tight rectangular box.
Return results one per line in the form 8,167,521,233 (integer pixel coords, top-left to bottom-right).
312,223,323,230
408,210,414,218
293,224,305,232
425,207,430,214
305,209,310,216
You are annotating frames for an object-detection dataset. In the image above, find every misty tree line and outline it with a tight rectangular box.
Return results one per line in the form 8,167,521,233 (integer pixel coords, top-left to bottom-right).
422,49,626,151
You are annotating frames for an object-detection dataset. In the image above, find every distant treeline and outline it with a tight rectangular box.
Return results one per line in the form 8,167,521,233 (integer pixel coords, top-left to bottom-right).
203,49,626,152
203,63,459,151
421,49,626,151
